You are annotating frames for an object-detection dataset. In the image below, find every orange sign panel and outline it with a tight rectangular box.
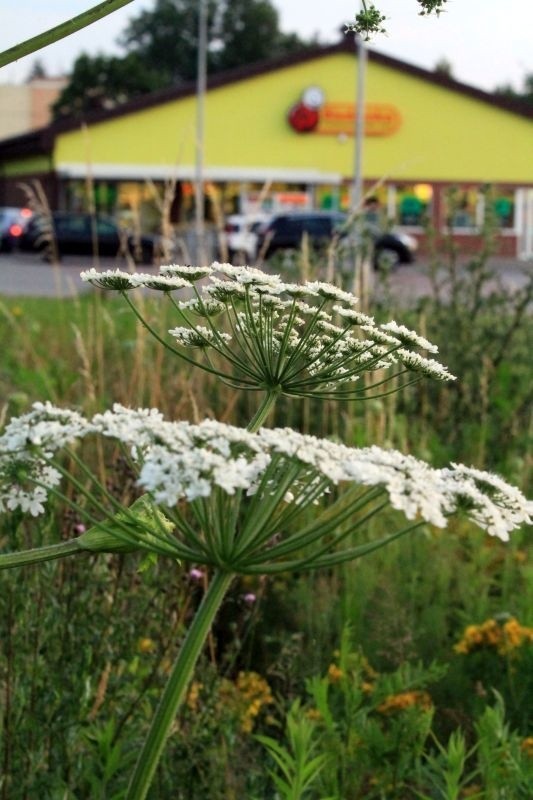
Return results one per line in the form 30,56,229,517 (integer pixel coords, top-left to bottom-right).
317,103,402,137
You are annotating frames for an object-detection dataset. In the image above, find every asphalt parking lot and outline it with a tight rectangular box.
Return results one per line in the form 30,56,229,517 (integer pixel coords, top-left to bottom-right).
0,250,530,300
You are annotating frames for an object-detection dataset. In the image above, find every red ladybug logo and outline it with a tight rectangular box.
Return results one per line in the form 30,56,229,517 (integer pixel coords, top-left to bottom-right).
288,102,319,133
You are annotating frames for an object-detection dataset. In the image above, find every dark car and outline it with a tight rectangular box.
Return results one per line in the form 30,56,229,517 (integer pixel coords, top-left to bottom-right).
20,212,158,264
0,206,33,252
256,212,345,259
255,211,417,267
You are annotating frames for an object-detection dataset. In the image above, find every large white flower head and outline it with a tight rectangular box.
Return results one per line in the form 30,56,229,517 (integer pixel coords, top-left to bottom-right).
1,406,529,570
0,402,90,517
82,263,454,401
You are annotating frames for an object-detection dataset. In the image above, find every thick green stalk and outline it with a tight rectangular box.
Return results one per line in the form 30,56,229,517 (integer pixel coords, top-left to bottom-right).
0,0,135,68
0,539,84,570
126,570,234,800
247,390,280,433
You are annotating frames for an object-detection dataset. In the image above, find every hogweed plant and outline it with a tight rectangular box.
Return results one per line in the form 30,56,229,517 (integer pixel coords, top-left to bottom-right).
81,262,454,427
0,263,531,800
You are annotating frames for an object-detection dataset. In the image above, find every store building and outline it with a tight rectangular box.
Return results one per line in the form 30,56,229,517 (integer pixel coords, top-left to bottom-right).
0,39,532,257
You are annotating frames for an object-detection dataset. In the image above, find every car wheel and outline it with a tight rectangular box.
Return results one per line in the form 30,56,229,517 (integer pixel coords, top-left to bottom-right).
232,249,250,265
142,247,154,265
374,246,402,271
133,246,154,265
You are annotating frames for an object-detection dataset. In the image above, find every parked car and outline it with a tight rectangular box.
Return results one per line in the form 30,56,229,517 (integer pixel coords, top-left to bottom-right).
255,211,417,268
20,212,158,263
255,211,344,259
0,206,33,252
218,213,270,263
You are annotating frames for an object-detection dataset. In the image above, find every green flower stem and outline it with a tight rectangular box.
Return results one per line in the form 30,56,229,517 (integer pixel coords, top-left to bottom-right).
166,292,257,380
122,292,239,382
126,569,234,800
247,390,280,432
228,295,266,370
279,298,329,380
0,539,85,570
239,488,386,565
0,0,135,69
240,520,426,574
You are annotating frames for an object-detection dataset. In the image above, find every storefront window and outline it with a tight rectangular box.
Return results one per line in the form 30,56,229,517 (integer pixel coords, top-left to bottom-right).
317,186,341,211
444,187,481,230
117,182,163,232
491,191,515,230
64,180,89,213
442,186,517,232
395,184,433,227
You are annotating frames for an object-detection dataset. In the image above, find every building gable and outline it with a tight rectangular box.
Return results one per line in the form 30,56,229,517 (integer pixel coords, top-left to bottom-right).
51,48,533,185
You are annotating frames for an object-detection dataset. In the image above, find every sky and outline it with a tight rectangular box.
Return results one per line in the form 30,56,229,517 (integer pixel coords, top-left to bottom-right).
0,0,531,93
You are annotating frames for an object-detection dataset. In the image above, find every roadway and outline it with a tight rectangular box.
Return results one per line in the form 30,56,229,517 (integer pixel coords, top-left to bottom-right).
0,251,530,300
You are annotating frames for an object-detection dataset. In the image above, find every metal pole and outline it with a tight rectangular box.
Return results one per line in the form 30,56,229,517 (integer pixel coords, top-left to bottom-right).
352,23,370,305
194,0,207,264
353,32,367,211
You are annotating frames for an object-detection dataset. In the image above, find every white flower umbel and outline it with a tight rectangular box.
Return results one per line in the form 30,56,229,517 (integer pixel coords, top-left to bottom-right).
1,402,529,800
81,263,455,414
1,405,530,568
80,268,138,290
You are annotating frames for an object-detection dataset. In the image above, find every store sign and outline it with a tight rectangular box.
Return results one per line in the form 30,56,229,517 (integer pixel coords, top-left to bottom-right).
288,86,402,137
244,191,312,214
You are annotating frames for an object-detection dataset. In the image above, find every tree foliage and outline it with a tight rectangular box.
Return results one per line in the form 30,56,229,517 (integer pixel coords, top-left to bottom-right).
53,53,163,118
495,73,533,109
53,0,312,119
347,0,448,39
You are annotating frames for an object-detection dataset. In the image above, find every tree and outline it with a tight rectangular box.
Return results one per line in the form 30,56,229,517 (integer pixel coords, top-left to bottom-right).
434,57,454,79
212,0,315,72
494,73,533,109
52,53,163,117
347,0,448,39
26,59,48,82
0,0,451,73
52,0,311,120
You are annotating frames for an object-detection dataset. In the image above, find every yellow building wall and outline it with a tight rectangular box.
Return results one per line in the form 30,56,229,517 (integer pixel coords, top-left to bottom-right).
54,52,533,184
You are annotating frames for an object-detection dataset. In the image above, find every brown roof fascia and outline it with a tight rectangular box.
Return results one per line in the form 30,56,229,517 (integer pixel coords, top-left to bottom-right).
0,126,52,160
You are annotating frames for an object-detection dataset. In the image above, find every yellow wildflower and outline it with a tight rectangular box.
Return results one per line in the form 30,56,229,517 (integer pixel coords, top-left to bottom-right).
361,656,378,679
480,619,501,647
520,737,533,758
377,690,433,715
138,637,155,654
501,618,533,653
454,617,533,656
217,671,273,733
186,680,204,712
461,784,483,797
327,663,344,683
